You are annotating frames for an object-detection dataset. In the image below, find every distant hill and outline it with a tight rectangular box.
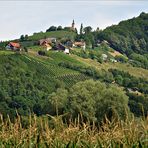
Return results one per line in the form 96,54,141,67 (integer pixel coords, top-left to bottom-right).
99,12,148,55
98,12,148,68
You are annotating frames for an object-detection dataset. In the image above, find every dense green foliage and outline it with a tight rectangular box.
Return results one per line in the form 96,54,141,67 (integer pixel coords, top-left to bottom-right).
47,80,129,122
0,54,58,118
98,12,148,68
109,69,148,116
67,80,129,122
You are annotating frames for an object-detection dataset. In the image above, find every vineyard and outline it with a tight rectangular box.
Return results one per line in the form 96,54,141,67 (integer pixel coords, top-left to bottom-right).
21,54,89,87
55,73,90,87
46,51,85,65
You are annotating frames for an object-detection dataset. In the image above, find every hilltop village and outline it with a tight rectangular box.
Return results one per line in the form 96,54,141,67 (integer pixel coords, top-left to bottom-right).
3,20,123,63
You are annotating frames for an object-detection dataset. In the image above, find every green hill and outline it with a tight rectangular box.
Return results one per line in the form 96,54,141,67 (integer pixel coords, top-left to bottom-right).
28,30,76,41
98,12,148,69
0,49,147,119
0,51,89,118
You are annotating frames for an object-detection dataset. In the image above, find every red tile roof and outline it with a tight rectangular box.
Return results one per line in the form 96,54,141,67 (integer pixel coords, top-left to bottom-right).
9,42,20,48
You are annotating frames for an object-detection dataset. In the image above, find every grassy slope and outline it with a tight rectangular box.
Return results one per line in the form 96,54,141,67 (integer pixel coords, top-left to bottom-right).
0,50,90,118
28,31,76,41
71,54,148,80
26,45,148,80
3,47,146,81
0,50,89,87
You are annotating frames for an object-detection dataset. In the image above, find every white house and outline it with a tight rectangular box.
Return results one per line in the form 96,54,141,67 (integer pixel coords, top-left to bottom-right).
64,48,70,54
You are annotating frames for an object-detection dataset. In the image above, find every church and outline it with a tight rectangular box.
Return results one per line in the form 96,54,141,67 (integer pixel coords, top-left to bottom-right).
64,20,76,31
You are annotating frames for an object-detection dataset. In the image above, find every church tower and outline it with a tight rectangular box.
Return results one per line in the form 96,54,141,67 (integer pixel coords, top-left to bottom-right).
72,20,75,29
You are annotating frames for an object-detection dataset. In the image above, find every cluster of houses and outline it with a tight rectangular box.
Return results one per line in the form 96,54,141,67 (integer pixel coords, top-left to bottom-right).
5,20,117,63
5,20,86,54
6,37,86,55
5,40,118,63
39,37,86,54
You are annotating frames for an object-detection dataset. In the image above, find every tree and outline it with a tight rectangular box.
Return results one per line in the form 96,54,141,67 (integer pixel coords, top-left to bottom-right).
68,80,130,122
83,26,92,34
46,26,57,32
24,34,28,40
68,80,98,122
80,23,83,35
20,35,25,41
57,26,63,31
95,85,129,122
49,88,68,116
96,27,100,32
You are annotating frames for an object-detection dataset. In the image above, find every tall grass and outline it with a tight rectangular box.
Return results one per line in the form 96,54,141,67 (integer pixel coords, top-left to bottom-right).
0,113,147,147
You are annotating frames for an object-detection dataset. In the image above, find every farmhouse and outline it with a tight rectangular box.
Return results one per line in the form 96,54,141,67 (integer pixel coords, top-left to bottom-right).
6,42,21,51
39,38,56,46
73,41,86,50
39,38,56,51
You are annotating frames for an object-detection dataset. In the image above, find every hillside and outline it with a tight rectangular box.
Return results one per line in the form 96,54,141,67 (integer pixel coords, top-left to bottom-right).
0,51,89,118
0,50,147,147
98,12,148,69
0,49,147,120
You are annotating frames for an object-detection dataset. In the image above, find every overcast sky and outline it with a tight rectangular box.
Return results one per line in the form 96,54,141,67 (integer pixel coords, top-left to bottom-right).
0,1,148,41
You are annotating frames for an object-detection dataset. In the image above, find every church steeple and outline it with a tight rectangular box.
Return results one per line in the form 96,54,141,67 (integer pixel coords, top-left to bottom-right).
72,20,75,29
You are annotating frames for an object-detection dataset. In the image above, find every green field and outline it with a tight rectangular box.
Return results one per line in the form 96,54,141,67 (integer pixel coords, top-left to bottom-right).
28,30,76,41
72,54,148,80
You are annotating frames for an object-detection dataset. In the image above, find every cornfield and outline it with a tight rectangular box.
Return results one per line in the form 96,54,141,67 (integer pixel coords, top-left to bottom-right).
0,113,147,147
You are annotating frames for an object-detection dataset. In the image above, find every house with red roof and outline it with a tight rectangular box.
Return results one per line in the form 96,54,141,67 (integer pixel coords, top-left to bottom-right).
6,42,21,51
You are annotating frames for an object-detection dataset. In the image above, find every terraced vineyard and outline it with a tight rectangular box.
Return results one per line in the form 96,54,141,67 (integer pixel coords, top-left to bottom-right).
21,54,89,86
55,73,90,87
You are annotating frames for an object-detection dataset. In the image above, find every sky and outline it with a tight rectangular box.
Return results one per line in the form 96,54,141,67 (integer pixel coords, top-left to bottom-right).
0,0,148,41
